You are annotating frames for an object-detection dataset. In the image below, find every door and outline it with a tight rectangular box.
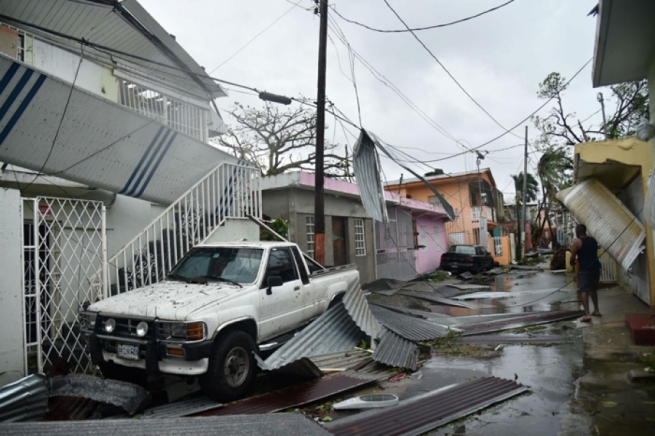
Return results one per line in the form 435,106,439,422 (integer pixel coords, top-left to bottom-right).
332,217,347,266
258,247,304,339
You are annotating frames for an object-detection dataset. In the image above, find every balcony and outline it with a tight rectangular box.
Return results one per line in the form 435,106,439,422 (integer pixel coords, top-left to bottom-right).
472,206,494,222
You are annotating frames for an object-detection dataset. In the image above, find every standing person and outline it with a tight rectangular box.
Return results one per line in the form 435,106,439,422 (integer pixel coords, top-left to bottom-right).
570,224,602,322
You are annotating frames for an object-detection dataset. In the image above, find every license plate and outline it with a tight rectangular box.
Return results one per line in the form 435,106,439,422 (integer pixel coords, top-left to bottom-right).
117,344,140,360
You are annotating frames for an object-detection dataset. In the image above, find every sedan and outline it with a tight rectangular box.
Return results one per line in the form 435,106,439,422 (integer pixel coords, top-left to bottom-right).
440,245,494,274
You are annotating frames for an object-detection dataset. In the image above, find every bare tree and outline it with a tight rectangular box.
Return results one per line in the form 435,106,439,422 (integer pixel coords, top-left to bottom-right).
213,102,354,179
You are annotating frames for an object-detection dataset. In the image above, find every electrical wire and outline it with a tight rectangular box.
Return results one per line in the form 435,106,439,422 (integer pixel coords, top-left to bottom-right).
383,0,522,140
331,0,515,33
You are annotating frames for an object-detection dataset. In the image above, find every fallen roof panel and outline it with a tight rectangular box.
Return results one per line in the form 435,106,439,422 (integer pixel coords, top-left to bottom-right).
449,284,492,291
139,397,223,419
369,305,455,341
0,414,330,436
309,349,372,371
370,303,452,320
257,303,366,371
459,310,584,336
372,328,419,371
197,372,380,416
452,289,563,300
343,279,383,338
325,376,528,436
0,374,47,423
400,291,481,309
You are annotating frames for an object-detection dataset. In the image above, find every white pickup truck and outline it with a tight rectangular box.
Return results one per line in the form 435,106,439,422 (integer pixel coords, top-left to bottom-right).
80,241,358,402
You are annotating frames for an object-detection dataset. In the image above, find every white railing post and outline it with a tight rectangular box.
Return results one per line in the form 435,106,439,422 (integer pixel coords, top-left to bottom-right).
101,204,108,300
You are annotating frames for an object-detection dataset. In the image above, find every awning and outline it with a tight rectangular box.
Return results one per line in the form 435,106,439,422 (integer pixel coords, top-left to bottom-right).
557,178,645,271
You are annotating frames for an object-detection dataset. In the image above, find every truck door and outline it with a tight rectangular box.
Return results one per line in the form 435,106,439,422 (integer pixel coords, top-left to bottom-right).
259,247,304,339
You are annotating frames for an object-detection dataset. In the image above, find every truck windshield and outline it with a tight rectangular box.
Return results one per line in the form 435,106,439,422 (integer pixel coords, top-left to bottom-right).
168,247,263,285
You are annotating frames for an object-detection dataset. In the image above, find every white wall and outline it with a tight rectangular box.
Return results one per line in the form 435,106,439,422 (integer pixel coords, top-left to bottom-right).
204,218,260,243
0,189,25,385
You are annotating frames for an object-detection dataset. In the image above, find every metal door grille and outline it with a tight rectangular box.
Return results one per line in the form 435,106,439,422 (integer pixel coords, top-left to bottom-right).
23,197,106,374
375,207,416,281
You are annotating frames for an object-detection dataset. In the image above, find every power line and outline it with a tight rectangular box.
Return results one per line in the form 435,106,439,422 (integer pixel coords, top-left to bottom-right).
332,0,515,33
382,0,522,140
208,0,303,73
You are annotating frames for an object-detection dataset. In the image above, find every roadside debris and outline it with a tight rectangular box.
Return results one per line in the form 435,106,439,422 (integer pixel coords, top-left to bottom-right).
371,329,419,371
139,397,222,419
48,374,151,416
332,394,399,410
369,305,455,341
324,376,529,436
195,372,380,416
399,291,481,309
0,374,47,423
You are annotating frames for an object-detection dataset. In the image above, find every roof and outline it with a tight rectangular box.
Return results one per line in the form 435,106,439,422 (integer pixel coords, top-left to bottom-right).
384,167,497,189
592,0,655,87
0,0,226,99
261,171,448,217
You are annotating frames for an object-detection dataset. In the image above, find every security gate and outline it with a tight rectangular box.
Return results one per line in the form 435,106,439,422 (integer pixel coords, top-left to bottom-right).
23,197,106,374
376,207,417,281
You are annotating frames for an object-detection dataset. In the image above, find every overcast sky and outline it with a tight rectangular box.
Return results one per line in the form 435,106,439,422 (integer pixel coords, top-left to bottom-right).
140,0,601,202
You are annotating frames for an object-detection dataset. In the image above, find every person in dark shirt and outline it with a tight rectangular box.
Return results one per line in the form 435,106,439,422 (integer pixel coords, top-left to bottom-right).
570,224,602,322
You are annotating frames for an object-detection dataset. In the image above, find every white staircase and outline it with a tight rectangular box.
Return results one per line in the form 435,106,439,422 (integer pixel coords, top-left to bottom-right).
104,162,261,296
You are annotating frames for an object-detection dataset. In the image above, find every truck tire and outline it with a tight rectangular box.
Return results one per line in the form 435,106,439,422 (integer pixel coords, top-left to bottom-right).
200,330,257,402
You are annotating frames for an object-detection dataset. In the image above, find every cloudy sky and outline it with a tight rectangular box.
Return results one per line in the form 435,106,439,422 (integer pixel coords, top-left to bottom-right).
141,0,602,202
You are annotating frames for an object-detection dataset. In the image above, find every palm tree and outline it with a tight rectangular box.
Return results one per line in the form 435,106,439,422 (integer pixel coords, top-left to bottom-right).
535,148,573,247
512,172,539,258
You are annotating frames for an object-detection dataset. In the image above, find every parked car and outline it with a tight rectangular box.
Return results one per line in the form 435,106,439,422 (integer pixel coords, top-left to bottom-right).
80,241,358,402
440,245,494,274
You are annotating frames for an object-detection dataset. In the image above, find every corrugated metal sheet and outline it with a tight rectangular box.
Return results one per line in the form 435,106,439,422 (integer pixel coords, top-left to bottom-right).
456,334,569,344
325,376,529,436
0,414,331,436
459,310,584,336
451,289,563,300
369,305,455,341
0,374,47,423
48,374,151,416
366,130,455,220
0,0,224,98
371,303,452,320
449,284,492,291
557,178,645,271
0,55,239,204
197,372,380,417
371,328,419,370
45,396,97,421
139,397,222,419
343,279,383,339
352,129,389,222
257,303,366,371
309,349,372,371
400,291,482,309
254,357,324,380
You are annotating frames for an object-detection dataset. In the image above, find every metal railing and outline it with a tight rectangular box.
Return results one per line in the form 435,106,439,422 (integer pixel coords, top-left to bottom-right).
493,236,503,256
104,162,261,295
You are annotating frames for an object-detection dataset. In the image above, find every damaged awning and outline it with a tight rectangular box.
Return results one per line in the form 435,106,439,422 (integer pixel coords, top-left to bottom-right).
353,129,455,221
557,178,645,271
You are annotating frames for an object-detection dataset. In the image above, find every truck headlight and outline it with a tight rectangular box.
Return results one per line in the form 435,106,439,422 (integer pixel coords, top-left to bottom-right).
136,321,149,337
105,318,116,333
157,321,206,341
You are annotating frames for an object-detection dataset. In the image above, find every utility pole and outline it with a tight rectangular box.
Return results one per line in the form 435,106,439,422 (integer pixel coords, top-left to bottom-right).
597,92,608,139
520,125,528,260
314,0,328,265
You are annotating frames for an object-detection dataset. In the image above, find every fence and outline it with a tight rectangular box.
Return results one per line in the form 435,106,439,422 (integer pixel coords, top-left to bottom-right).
104,162,261,295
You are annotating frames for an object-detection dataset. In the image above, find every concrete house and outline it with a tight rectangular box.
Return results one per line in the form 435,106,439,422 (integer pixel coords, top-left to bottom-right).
0,0,262,383
385,169,512,265
260,171,449,284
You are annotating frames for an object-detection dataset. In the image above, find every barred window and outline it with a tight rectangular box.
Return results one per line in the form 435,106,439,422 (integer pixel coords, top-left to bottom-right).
428,195,442,207
306,216,315,259
354,219,366,256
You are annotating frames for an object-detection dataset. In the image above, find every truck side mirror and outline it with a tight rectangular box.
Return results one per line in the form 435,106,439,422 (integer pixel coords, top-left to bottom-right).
266,276,283,295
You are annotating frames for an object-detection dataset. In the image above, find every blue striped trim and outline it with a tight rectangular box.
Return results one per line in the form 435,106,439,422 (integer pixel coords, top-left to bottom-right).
0,69,33,124
126,129,171,197
119,126,164,194
0,73,45,147
135,132,177,198
0,63,19,96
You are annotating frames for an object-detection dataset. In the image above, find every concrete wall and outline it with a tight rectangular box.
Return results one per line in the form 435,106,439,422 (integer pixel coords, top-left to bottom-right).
414,214,448,274
262,188,377,284
0,189,25,384
204,218,260,243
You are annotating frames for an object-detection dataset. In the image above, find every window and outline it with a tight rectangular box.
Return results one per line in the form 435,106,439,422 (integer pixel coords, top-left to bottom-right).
433,227,441,252
118,79,208,142
428,196,442,208
354,218,366,256
262,248,298,287
306,216,315,259
0,23,25,61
